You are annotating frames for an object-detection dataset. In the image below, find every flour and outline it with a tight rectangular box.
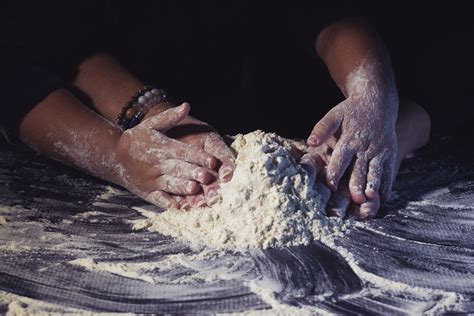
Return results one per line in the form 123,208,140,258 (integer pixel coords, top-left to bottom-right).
0,290,93,315
69,258,155,283
319,232,466,314
137,130,348,250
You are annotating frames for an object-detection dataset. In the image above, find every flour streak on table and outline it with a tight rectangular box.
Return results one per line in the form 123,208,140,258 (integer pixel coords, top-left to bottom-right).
0,142,473,314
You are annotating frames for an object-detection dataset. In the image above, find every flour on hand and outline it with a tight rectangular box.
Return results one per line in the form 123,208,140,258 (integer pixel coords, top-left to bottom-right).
135,131,348,250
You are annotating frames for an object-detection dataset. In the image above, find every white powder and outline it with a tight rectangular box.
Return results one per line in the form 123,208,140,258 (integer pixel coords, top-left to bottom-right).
0,290,96,315
137,130,347,250
69,258,155,283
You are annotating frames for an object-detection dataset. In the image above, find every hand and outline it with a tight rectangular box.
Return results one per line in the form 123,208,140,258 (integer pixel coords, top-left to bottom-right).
306,89,397,219
167,115,236,208
301,137,379,220
140,102,236,209
114,103,219,209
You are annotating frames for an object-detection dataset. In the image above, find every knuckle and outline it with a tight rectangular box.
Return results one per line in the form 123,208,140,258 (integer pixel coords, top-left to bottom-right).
147,166,160,178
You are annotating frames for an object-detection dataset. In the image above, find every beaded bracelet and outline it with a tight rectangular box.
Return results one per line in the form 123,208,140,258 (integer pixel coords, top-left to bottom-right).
116,86,169,130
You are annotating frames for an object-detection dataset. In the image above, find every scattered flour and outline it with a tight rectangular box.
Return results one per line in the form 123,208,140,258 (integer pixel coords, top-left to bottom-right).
0,241,32,252
0,290,97,315
136,131,348,250
319,234,467,314
74,211,109,219
69,258,155,283
96,185,127,200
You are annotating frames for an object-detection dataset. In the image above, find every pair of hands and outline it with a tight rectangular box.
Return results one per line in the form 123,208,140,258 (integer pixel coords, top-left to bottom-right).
114,93,397,220
114,103,235,210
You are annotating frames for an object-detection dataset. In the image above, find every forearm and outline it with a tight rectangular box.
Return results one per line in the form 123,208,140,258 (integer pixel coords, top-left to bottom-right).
73,53,173,122
18,89,125,185
316,18,397,103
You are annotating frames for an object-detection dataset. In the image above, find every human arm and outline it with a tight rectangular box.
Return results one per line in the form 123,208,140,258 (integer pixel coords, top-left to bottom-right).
18,89,216,209
305,18,398,218
73,53,236,196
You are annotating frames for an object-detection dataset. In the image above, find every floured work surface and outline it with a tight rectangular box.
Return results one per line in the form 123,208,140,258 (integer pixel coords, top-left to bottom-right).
0,137,473,314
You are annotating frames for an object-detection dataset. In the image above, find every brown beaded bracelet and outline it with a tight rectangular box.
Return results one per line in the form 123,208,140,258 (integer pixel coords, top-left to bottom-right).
116,86,169,130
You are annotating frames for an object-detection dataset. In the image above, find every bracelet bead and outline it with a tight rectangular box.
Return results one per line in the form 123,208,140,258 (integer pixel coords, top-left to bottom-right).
116,85,170,130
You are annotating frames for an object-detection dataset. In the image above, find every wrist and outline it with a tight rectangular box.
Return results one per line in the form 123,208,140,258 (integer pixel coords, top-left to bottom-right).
99,125,128,187
346,62,398,111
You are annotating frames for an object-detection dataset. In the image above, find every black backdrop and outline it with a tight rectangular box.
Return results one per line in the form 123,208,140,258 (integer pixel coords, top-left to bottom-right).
3,1,473,140
108,1,473,139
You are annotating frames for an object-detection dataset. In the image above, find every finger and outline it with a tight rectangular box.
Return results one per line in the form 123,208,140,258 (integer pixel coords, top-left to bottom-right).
326,181,351,218
204,133,236,182
161,136,217,169
172,195,185,204
315,181,331,211
326,136,338,149
355,192,381,220
289,145,304,161
141,102,190,131
300,148,325,181
182,194,207,210
300,153,318,181
349,156,368,204
146,190,180,210
380,155,396,201
202,183,221,205
307,107,342,146
365,154,385,199
171,195,188,209
158,159,218,184
326,141,354,191
155,175,200,195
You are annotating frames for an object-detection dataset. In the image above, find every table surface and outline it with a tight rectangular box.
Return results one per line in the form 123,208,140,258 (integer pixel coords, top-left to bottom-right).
0,138,473,314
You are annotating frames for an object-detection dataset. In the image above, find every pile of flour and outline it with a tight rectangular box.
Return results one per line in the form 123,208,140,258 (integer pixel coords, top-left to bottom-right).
136,130,346,250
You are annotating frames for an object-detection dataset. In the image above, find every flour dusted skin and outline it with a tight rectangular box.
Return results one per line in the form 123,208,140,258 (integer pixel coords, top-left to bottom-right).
138,130,346,250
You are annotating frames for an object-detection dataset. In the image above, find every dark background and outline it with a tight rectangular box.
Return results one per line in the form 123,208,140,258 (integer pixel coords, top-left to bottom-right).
3,1,473,140
111,1,474,139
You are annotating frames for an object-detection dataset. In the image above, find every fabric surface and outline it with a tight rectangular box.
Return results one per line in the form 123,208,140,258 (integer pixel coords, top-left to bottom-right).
0,138,472,314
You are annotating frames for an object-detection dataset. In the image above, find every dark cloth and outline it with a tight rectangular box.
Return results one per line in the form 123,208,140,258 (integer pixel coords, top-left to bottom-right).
2,64,63,134
1,1,359,139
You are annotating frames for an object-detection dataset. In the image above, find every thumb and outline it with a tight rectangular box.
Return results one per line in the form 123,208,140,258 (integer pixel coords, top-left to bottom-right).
141,102,190,132
307,106,341,147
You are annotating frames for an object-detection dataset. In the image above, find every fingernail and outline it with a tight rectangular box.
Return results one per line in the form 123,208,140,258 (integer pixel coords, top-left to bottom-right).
207,189,217,198
207,193,221,206
187,182,198,193
307,136,319,146
207,157,216,169
196,198,207,207
197,170,210,184
219,166,234,182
